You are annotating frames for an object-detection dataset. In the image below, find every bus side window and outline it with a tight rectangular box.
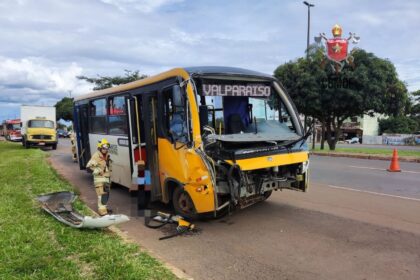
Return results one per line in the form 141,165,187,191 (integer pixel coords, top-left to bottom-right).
108,96,128,136
89,98,107,134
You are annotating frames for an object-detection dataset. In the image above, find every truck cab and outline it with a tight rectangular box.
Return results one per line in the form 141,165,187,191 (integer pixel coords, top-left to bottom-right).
21,105,58,150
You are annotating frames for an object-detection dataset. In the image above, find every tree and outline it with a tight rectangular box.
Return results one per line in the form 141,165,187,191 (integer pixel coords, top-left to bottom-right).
379,116,418,134
410,90,420,116
274,48,409,150
77,70,147,90
409,90,420,131
55,97,74,121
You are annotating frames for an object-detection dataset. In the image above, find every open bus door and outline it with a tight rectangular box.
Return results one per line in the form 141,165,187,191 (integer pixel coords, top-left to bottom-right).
136,93,162,202
74,104,91,169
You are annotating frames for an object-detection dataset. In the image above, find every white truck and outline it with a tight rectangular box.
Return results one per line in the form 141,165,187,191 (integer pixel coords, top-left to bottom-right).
21,105,58,149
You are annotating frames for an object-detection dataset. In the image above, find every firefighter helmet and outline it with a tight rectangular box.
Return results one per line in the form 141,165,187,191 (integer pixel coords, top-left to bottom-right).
97,138,110,149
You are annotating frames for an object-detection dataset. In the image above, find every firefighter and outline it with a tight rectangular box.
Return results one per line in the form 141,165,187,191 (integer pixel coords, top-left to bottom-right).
87,138,112,216
70,132,77,162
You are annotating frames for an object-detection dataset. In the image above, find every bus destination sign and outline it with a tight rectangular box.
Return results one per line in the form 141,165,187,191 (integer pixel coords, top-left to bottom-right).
202,83,271,97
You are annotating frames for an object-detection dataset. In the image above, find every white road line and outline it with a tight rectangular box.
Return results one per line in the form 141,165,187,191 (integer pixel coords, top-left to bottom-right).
348,165,420,174
327,185,420,202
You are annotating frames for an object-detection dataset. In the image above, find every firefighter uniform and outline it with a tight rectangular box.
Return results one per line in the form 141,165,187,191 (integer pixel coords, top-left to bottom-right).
87,139,112,216
70,132,77,162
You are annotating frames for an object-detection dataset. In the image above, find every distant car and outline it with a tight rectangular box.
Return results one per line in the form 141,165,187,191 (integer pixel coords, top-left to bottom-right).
57,129,69,138
345,137,360,144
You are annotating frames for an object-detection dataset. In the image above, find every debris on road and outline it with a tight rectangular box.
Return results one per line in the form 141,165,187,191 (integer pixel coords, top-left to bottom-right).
144,210,197,240
37,191,129,228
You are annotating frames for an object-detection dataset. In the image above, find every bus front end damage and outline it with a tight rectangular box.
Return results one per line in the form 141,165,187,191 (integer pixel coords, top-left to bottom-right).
203,134,310,211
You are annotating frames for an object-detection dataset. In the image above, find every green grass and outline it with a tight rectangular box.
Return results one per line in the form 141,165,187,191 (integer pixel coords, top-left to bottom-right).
311,147,420,158
0,142,177,280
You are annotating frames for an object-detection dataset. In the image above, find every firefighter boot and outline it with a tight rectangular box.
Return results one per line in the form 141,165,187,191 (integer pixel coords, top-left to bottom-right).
95,184,109,216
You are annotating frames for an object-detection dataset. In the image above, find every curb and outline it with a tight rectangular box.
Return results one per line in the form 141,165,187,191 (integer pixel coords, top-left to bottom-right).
310,152,420,163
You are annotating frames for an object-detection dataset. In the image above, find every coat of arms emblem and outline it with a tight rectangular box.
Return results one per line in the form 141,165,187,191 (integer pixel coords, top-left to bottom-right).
315,24,360,72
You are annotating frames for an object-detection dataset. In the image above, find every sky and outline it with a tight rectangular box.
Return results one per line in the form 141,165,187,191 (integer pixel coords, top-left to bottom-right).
1,0,419,120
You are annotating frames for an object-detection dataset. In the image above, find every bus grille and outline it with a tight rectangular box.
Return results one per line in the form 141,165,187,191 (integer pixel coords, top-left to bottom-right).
32,135,52,140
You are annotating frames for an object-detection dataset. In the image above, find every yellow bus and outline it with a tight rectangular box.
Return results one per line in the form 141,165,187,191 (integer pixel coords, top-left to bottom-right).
74,67,310,218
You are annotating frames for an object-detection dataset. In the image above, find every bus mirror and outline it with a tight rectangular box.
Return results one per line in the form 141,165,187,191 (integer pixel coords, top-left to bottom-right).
172,85,183,107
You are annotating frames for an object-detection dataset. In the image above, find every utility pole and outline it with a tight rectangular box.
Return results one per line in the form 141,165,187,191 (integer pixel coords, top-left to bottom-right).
303,1,316,149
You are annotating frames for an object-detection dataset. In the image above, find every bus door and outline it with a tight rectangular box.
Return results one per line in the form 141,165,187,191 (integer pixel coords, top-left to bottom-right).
75,104,91,169
141,93,162,201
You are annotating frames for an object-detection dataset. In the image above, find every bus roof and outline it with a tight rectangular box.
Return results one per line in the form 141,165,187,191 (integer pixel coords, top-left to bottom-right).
185,66,273,79
74,66,274,102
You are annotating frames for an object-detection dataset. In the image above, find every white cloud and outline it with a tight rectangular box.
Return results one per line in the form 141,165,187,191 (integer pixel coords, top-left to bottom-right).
100,0,184,13
0,56,92,105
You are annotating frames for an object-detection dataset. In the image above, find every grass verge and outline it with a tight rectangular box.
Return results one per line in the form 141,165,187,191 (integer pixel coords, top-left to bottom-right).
311,147,420,158
0,142,177,280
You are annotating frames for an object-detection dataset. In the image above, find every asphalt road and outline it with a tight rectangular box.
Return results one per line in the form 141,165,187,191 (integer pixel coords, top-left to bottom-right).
51,139,420,280
310,156,420,199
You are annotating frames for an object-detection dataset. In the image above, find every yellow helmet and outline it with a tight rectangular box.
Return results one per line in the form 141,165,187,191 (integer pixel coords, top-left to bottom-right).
97,138,110,149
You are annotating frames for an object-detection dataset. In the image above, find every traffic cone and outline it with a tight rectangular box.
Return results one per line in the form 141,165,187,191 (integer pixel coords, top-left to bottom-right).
387,148,401,172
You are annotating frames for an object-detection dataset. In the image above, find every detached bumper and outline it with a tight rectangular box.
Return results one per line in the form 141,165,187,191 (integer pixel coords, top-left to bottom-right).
37,191,130,228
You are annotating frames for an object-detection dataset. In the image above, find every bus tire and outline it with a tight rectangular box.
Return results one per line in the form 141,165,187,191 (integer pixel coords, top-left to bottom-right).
172,186,198,220
24,139,30,149
52,144,57,150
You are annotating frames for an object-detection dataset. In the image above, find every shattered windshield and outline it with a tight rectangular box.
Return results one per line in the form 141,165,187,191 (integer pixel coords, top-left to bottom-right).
197,84,299,142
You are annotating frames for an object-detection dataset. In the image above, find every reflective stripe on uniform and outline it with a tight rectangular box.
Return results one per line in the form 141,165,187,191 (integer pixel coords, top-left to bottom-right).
94,176,110,184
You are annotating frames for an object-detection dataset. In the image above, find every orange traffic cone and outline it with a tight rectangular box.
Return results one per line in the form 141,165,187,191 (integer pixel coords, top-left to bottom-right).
387,148,401,172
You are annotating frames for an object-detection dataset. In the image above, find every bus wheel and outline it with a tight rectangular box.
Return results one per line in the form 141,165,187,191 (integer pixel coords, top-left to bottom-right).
51,144,57,150
172,187,197,220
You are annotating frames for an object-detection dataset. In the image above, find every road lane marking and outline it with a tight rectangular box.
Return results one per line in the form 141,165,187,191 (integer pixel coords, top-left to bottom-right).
327,185,420,202
348,165,420,174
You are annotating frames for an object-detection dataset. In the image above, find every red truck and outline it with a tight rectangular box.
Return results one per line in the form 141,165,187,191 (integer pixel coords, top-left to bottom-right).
1,119,22,141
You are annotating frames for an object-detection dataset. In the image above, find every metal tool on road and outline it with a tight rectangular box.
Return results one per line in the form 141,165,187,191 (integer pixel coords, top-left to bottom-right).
144,210,195,240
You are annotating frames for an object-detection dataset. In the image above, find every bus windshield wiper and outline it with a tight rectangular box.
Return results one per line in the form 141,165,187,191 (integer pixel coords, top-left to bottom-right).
279,127,312,149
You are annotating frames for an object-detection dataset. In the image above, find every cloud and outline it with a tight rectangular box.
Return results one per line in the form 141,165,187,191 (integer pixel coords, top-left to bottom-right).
0,56,92,105
100,0,184,13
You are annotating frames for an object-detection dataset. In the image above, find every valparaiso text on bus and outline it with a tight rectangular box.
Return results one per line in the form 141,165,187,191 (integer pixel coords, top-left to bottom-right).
73,67,310,218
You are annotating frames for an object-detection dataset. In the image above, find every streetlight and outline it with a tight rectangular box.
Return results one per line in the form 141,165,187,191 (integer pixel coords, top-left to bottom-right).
303,1,315,147
303,1,314,58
